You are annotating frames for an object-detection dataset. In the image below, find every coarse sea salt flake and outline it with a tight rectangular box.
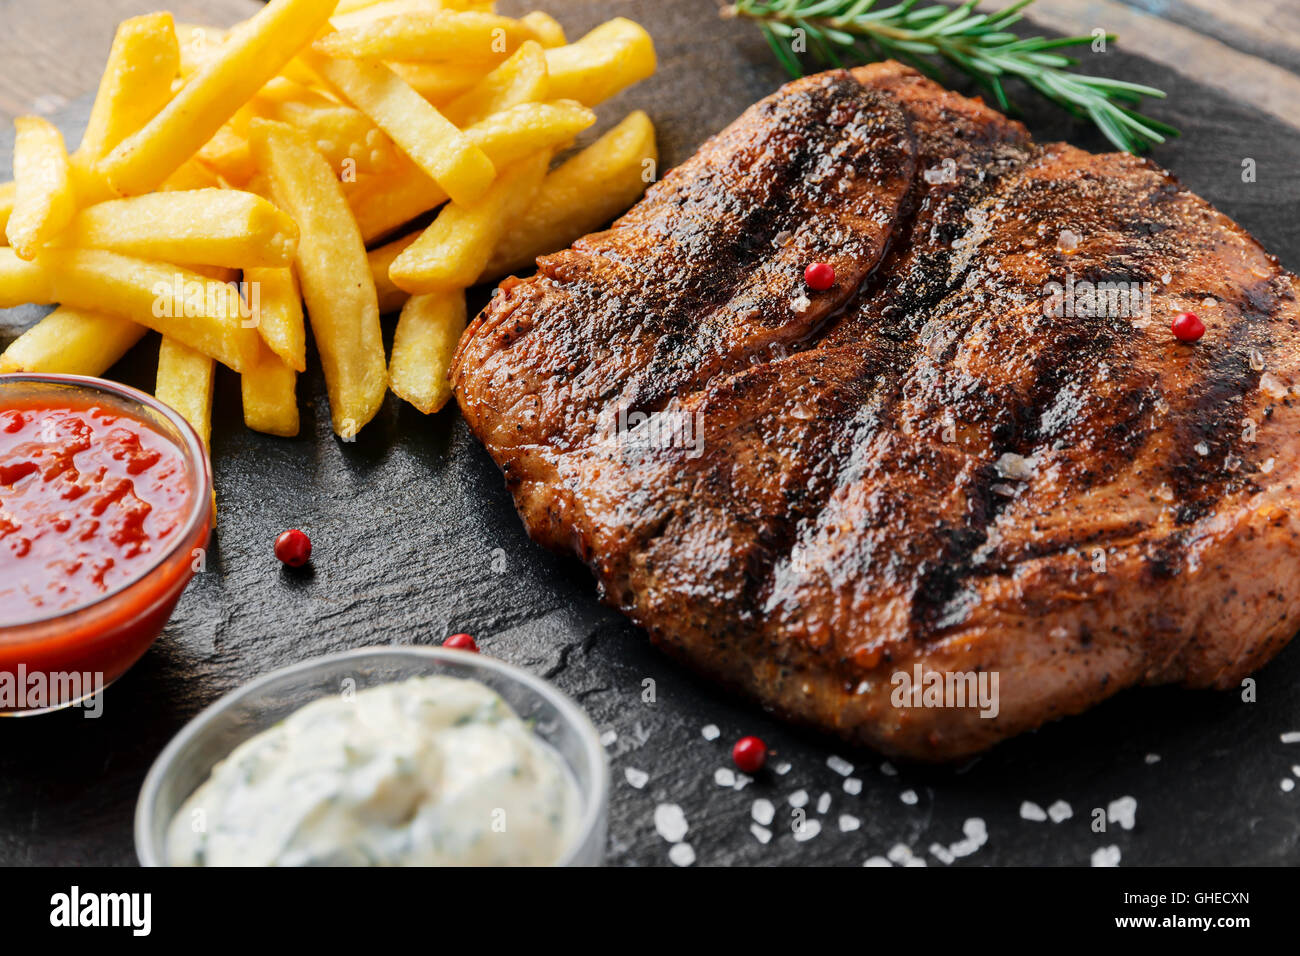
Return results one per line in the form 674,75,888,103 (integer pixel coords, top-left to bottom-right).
714,767,736,788
1048,800,1073,823
1020,800,1048,822
1107,796,1138,831
1282,778,1296,793
1091,845,1121,867
843,777,863,795
839,814,861,832
624,767,649,789
1145,753,1161,765
1281,731,1300,744
930,843,955,865
880,761,898,777
750,823,772,844
887,843,914,864
600,730,618,747
788,789,809,808
817,792,832,814
775,761,793,775
752,799,775,825
794,819,822,842
669,842,695,867
701,724,720,741
827,755,854,776
900,789,919,806
864,856,892,867
654,803,689,843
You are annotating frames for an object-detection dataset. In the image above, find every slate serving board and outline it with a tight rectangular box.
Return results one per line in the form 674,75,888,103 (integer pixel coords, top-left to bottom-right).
2,0,1299,866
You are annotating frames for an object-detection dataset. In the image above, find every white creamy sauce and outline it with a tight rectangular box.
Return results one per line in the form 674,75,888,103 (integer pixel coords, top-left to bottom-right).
167,675,582,866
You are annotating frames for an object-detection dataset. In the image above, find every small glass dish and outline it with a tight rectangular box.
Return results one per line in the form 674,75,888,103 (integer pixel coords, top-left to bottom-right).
0,373,212,714
135,645,610,866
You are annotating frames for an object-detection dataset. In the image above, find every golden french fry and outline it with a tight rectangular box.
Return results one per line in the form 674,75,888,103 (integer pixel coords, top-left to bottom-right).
330,0,489,30
390,150,548,294
349,99,595,241
175,24,228,79
520,11,565,48
249,118,386,437
195,114,256,186
0,248,54,304
245,265,306,371
241,345,300,437
76,13,180,163
252,81,398,177
7,117,76,260
368,231,418,312
313,12,536,62
388,289,466,413
98,0,337,195
14,248,261,372
545,19,656,107
440,40,547,129
161,160,223,191
301,47,494,207
484,110,657,280
0,181,13,243
0,306,145,376
56,189,299,268
387,61,487,103
156,336,216,449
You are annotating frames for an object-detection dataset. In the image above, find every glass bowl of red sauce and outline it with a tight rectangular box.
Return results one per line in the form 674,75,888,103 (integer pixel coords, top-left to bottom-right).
0,374,212,714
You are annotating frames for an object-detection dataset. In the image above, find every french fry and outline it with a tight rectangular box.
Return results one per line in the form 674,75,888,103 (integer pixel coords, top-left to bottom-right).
98,0,338,195
241,345,300,437
368,231,419,312
244,265,306,372
387,61,487,104
313,12,536,62
545,19,656,107
156,336,216,449
388,289,466,413
0,306,145,376
249,118,386,437
7,117,76,260
390,150,548,294
251,81,398,177
301,47,495,207
76,13,180,164
9,248,261,372
195,112,257,186
160,160,223,191
439,40,547,129
330,0,488,30
56,189,299,269
484,110,657,280
349,99,595,241
175,24,228,79
0,181,13,242
520,11,566,48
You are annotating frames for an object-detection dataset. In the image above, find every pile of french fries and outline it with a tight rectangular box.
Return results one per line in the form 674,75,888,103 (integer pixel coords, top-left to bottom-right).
0,0,657,452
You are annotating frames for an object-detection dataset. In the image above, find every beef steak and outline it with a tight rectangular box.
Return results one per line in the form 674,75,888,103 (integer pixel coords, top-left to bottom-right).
451,63,1300,760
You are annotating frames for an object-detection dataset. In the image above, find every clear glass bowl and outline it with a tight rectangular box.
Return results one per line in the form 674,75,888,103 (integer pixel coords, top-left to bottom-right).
0,373,212,713
136,646,610,866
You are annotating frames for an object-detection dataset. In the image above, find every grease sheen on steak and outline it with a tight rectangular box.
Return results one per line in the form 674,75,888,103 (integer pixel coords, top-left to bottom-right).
452,63,1300,760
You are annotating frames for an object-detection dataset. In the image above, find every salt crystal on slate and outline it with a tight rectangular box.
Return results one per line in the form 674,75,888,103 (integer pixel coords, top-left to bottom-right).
794,819,822,842
843,777,863,795
880,761,898,776
827,755,854,776
1283,779,1296,793
1048,799,1073,823
1019,800,1048,822
752,798,775,826
1292,766,1300,777
930,843,955,865
750,824,772,844
1145,753,1161,765
864,856,892,867
600,730,617,747
733,773,753,791
1091,845,1121,867
1281,731,1300,744
817,792,831,814
775,761,792,776
654,803,689,843
624,767,649,789
714,767,736,788
669,842,695,867
1107,796,1138,830
788,789,809,808
900,789,919,805
887,843,914,864
839,814,861,832
701,724,720,741
949,818,988,858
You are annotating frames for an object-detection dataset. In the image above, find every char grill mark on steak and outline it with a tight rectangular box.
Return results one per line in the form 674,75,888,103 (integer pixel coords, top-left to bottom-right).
454,63,1300,760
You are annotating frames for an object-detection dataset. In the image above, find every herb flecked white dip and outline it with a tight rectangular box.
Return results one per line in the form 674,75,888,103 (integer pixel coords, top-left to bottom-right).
166,675,582,866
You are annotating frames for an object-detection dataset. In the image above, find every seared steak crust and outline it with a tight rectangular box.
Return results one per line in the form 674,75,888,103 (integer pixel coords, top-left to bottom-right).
452,63,1300,760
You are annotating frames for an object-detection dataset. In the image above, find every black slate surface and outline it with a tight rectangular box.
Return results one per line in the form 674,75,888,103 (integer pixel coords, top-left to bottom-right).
2,0,1300,866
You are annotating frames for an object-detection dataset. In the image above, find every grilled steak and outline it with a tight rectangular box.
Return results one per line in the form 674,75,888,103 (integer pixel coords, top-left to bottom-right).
451,63,1300,760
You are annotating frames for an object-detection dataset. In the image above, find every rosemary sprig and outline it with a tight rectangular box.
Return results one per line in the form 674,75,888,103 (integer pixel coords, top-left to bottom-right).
721,0,1178,154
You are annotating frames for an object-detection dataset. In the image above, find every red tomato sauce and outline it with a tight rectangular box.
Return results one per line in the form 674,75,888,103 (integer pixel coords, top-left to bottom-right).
0,399,195,626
